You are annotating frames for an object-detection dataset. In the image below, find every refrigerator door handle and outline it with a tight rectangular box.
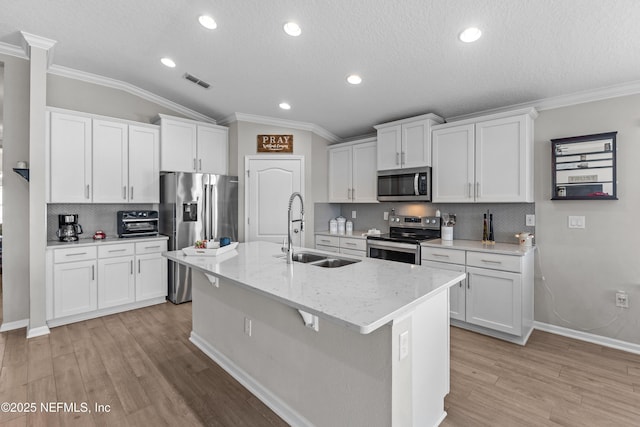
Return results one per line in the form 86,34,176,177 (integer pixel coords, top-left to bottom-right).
208,180,214,241
203,183,208,240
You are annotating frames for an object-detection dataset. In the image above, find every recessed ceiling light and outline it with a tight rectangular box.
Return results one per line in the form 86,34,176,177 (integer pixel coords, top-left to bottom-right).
161,57,176,68
198,15,217,30
459,27,482,43
279,102,291,110
346,74,362,85
283,22,302,37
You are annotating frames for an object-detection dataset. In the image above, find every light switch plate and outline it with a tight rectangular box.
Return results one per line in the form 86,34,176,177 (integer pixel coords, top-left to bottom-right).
399,331,409,360
568,215,586,229
383,211,389,220
526,214,535,227
352,210,357,219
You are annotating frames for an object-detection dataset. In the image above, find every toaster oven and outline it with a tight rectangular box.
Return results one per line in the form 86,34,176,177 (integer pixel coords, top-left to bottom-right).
117,210,159,238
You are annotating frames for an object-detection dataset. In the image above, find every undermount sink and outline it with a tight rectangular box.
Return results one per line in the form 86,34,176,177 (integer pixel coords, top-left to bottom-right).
288,251,361,268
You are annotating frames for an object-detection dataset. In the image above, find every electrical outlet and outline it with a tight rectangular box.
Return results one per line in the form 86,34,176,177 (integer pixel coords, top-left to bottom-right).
244,317,252,336
352,210,357,219
399,331,409,360
526,214,535,227
383,211,389,220
616,292,629,308
568,215,586,229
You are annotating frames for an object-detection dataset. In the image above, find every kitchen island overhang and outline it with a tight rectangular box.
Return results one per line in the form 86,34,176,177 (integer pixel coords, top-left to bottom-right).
164,241,465,426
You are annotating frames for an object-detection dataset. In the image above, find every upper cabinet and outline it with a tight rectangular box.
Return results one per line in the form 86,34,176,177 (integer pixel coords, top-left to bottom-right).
156,114,228,174
374,113,444,171
432,108,537,203
328,138,377,203
47,109,160,203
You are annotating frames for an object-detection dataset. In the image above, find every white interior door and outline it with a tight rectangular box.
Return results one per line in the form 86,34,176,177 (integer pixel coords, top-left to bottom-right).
246,156,304,245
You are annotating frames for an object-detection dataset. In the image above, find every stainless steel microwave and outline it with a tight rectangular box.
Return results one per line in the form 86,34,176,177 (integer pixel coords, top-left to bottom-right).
377,167,431,202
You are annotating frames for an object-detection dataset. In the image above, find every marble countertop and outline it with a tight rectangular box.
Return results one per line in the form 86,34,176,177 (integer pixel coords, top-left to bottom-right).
421,239,534,256
164,241,465,334
47,235,168,249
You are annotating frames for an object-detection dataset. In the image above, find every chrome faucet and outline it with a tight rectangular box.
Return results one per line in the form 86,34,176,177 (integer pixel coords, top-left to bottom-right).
284,192,304,264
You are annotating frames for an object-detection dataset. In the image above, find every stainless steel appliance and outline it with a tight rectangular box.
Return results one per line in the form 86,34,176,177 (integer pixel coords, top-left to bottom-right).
56,214,83,242
377,167,431,202
160,172,238,304
117,210,159,237
367,215,441,264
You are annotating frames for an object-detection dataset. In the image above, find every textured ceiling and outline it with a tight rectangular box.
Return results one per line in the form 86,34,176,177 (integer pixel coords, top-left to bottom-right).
1,0,640,139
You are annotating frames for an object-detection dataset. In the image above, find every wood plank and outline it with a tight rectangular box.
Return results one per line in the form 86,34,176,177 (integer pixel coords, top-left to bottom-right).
26,375,59,427
27,335,53,383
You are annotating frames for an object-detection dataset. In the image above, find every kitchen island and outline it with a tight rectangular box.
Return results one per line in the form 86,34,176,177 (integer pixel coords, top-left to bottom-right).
164,241,465,427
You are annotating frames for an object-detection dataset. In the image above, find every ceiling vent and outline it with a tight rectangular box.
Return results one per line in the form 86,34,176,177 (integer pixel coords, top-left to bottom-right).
183,73,211,89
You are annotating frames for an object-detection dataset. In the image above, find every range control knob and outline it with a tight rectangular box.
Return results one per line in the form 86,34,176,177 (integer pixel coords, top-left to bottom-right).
432,219,437,224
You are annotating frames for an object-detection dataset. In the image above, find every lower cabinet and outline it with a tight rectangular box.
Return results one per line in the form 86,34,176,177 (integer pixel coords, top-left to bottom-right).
314,234,367,257
53,259,97,318
422,244,533,345
47,238,168,325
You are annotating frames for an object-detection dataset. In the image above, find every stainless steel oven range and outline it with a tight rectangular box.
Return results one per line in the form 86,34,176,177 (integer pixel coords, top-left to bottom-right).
366,215,441,265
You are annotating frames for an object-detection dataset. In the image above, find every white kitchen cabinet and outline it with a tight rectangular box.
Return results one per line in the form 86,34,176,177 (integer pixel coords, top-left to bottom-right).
466,266,522,335
48,109,160,203
92,119,129,203
53,259,97,318
135,240,168,300
374,114,444,171
315,234,367,257
48,111,92,203
128,125,160,202
157,114,229,174
46,238,168,326
432,108,537,203
328,138,377,203
421,242,534,345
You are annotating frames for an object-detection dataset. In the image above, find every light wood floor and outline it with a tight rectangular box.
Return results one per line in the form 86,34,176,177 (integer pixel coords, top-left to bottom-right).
0,301,639,426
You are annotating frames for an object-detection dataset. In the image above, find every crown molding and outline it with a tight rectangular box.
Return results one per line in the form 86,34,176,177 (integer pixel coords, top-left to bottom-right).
48,65,217,124
221,112,341,143
20,32,56,68
0,41,28,60
447,80,640,122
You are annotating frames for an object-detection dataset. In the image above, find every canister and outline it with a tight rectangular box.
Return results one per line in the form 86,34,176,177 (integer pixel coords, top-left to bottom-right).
336,216,346,235
329,219,338,234
346,220,353,235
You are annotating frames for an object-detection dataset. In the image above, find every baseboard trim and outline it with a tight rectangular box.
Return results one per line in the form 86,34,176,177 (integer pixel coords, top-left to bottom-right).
27,325,51,339
46,297,166,328
534,321,640,355
189,331,313,427
0,318,29,332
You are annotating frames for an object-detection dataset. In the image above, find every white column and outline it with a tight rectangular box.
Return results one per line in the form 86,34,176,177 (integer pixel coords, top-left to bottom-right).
22,32,56,338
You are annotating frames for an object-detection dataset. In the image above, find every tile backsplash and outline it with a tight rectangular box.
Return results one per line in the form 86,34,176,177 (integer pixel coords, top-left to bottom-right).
314,202,534,244
48,203,157,241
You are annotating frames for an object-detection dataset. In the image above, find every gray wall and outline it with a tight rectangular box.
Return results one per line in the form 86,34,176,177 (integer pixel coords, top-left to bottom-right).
534,93,640,344
1,53,31,326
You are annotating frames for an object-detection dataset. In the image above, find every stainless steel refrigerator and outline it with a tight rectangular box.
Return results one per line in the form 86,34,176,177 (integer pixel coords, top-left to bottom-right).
160,172,238,303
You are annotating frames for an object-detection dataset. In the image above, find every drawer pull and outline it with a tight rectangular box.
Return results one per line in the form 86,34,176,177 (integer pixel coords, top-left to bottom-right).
65,252,88,257
145,245,161,249
481,259,502,264
108,248,127,253
432,253,450,258
345,242,357,246
320,239,331,243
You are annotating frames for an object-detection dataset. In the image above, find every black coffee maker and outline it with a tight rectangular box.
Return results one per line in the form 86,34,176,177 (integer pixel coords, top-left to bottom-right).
56,214,83,242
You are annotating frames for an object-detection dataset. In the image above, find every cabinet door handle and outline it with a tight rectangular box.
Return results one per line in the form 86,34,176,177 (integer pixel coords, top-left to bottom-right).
351,188,355,200
396,152,400,165
123,186,127,200
476,182,480,198
467,275,470,289
65,252,88,257
199,159,202,170
92,265,95,281
86,184,91,199
130,186,134,200
347,188,351,199
401,152,406,165
130,260,133,275
468,183,472,198
138,260,141,274
193,158,197,170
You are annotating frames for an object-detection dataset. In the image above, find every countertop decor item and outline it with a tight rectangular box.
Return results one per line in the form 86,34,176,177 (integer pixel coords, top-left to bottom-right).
182,241,238,256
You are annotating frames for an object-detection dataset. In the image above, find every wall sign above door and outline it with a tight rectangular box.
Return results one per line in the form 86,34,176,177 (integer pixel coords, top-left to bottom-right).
257,134,293,153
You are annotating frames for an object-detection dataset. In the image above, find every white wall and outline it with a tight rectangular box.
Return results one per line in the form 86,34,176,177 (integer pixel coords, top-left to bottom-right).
534,93,640,344
233,121,331,247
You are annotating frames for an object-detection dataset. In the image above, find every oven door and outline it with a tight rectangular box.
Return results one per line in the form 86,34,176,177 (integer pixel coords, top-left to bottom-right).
367,240,420,265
